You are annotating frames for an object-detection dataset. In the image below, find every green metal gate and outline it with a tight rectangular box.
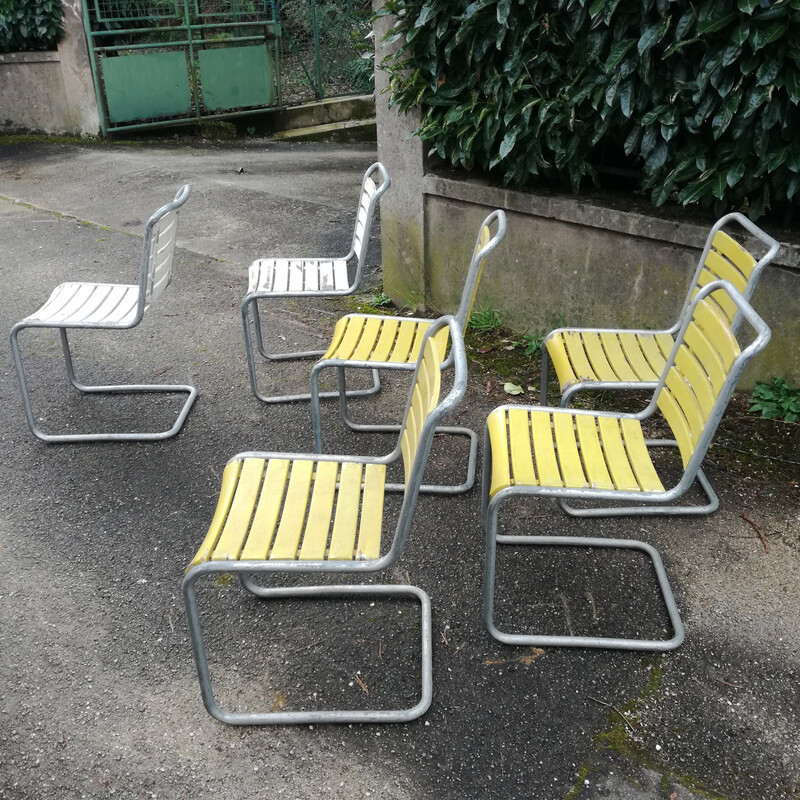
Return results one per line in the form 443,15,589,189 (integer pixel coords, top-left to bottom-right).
82,0,282,134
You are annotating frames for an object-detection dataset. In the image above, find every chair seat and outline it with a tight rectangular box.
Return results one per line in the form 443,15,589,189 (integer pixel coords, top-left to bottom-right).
486,406,665,499
322,315,450,365
190,456,388,568
546,329,676,392
248,258,351,295
23,281,140,327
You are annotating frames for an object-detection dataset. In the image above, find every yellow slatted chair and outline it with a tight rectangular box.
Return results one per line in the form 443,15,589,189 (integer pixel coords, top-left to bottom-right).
540,212,779,407
10,185,196,442
309,209,507,495
184,316,468,724
242,162,390,403
483,281,770,651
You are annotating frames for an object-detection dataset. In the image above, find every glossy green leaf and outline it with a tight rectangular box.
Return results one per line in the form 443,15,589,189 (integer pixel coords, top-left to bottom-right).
726,161,745,187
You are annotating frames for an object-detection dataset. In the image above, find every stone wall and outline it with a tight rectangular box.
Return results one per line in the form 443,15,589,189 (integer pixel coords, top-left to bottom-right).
0,0,99,136
372,10,800,388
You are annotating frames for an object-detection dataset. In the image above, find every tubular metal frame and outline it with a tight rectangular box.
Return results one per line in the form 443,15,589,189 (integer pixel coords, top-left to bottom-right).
183,316,468,724
242,161,390,403
10,185,196,443
540,212,780,407
309,210,507,495
482,282,771,650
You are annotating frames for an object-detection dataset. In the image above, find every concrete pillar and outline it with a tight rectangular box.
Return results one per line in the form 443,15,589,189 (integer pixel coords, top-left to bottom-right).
372,5,426,310
57,0,101,135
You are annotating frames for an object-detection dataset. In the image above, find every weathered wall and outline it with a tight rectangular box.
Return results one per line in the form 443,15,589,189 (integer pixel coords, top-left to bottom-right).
0,0,99,135
373,15,800,389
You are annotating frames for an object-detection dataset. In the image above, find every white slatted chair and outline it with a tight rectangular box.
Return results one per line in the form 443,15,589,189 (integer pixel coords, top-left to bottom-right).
183,316,468,725
242,161,390,402
10,185,196,443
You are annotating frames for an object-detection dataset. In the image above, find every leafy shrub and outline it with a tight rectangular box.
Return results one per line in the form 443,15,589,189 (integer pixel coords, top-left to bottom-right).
750,378,800,422
0,0,64,53
379,0,800,219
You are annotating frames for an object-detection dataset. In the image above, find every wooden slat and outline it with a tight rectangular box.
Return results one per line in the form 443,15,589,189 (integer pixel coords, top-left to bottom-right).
241,458,291,560
271,259,289,292
507,407,536,486
322,316,350,360
388,320,417,363
288,260,304,292
487,409,512,497
332,259,349,290
356,464,386,559
370,318,400,362
597,417,639,491
684,322,727,395
600,333,641,381
674,345,715,418
657,389,694,467
703,249,748,291
318,260,335,291
304,260,320,292
712,229,756,278
694,268,738,322
407,321,432,363
694,301,740,369
545,334,577,391
298,461,339,560
665,369,705,448
575,415,614,489
619,419,664,491
639,334,669,375
189,460,243,568
553,412,587,488
563,332,597,380
212,459,266,561
351,316,383,361
581,332,617,381
531,410,562,486
619,332,662,380
331,316,367,360
269,460,314,559
327,462,362,559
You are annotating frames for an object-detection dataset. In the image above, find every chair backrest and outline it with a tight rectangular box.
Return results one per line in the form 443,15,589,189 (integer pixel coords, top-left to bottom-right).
652,280,770,482
138,184,191,314
679,212,779,334
390,316,468,552
350,162,391,275
454,209,507,331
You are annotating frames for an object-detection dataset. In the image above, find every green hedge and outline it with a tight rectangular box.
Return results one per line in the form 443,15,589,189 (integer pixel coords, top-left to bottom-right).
0,0,64,54
380,0,800,219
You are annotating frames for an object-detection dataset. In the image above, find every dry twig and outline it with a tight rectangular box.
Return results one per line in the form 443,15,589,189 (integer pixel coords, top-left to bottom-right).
588,695,636,732
741,512,769,553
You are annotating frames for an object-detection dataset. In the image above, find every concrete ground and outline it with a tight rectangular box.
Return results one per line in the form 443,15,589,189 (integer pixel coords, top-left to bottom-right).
0,139,798,800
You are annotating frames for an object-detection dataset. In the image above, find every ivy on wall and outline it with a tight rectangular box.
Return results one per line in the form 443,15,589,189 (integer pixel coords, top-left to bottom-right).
0,0,65,54
379,0,800,219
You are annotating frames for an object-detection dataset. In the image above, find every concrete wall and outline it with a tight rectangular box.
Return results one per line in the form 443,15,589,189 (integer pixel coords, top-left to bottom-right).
372,15,800,388
0,0,99,135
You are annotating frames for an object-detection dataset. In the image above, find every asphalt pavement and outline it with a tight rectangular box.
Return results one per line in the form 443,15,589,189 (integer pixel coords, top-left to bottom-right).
0,138,798,800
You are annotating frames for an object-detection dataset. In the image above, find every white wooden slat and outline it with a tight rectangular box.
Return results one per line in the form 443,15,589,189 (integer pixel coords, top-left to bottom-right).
304,260,320,291
83,285,132,324
332,259,349,290
288,260,305,292
318,260,336,290
271,259,290,292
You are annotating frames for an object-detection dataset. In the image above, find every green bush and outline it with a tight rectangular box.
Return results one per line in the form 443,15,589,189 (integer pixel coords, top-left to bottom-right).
0,0,64,53
379,0,800,219
750,377,800,421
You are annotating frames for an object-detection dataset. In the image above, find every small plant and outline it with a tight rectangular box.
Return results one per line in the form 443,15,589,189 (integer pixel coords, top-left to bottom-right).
522,331,546,359
749,378,800,422
469,306,501,334
370,291,392,307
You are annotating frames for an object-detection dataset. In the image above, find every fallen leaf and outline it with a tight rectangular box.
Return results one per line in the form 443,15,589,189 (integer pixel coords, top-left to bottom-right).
504,382,524,395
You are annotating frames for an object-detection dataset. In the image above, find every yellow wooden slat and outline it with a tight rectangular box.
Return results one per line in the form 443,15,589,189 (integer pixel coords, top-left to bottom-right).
189,460,242,568
598,333,640,381
401,385,424,484
703,249,748,292
619,332,662,380
531,410,562,486
331,315,367,360
327,462,362,560
545,333,578,391
553,412,587,488
464,225,492,320
487,409,512,497
563,332,597,381
370,318,400,362
212,459,266,561
694,300,740,369
664,369,705,449
350,316,383,361
581,332,617,381
619,419,664,491
507,407,536,486
597,417,639,491
406,321,432,363
683,321,726,394
322,316,350,360
712,229,756,278
298,461,339,560
575,415,614,490
639,334,670,375
657,389,695,467
269,460,314,559
694,268,738,322
674,345,715,418
240,458,291,560
432,325,451,363
388,319,418,363
356,464,387,559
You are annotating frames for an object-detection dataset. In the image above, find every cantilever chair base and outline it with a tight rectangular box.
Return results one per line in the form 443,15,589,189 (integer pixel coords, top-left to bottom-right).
183,566,432,725
483,534,684,652
11,322,197,443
